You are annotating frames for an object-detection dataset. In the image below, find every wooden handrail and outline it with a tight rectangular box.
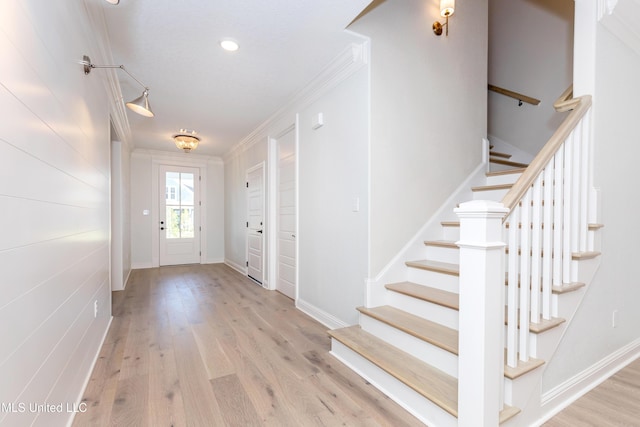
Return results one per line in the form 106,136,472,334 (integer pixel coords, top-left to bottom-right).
553,84,580,112
488,84,540,106
501,94,592,211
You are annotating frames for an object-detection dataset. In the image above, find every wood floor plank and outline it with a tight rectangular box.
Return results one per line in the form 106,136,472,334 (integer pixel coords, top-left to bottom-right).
211,374,263,427
74,264,422,427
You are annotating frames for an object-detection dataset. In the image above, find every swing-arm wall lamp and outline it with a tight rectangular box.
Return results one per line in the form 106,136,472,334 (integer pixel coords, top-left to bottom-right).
82,55,154,117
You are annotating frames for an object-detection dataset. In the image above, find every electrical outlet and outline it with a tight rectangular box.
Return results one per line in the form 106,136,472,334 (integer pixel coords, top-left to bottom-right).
612,310,618,328
94,300,98,318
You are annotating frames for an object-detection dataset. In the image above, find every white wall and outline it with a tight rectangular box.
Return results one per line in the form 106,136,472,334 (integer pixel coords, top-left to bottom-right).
223,44,369,325
0,1,112,425
298,66,369,326
350,0,489,276
488,0,574,156
541,21,640,394
110,138,132,290
130,150,225,268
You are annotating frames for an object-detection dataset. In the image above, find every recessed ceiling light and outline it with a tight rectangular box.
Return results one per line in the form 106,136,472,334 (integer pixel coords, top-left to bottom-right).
220,38,239,52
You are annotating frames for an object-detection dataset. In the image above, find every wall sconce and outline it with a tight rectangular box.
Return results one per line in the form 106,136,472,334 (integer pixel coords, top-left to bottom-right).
173,130,200,152
81,55,155,117
433,0,455,36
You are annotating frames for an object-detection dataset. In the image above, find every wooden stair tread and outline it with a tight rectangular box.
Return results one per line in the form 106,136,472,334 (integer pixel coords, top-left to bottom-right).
329,326,521,422
329,325,459,417
441,221,460,227
552,282,586,294
386,282,460,310
472,183,514,192
405,260,459,276
357,305,459,354
424,239,458,249
588,223,604,230
490,157,529,168
572,251,601,260
504,308,566,333
486,168,527,177
489,150,513,159
503,353,545,380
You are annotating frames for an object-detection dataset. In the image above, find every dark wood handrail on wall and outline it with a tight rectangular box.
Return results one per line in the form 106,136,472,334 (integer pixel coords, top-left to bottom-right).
488,84,541,106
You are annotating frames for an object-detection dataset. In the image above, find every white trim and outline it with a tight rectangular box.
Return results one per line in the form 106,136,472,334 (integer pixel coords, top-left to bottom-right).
224,41,369,161
296,299,350,330
67,316,113,427
225,258,248,275
205,258,225,264
536,338,640,424
132,148,224,164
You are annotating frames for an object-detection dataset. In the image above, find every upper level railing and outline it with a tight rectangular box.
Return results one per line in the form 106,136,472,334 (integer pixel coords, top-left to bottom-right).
488,84,541,106
501,89,593,367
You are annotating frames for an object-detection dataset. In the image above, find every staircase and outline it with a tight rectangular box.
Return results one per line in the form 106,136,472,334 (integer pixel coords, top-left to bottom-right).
329,94,600,426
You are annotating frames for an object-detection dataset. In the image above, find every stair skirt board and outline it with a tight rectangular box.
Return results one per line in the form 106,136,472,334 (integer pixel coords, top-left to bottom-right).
386,290,459,330
359,314,459,377
330,340,458,427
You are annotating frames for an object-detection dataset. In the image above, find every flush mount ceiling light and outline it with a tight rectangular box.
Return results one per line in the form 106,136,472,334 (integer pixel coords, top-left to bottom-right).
433,0,455,36
81,55,154,117
173,129,200,152
220,38,239,52
104,0,119,4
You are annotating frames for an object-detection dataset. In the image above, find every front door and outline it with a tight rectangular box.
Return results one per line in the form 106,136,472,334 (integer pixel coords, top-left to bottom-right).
159,165,201,266
247,164,264,284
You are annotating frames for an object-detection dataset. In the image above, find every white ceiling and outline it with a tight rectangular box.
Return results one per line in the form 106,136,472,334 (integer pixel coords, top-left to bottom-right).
101,0,371,157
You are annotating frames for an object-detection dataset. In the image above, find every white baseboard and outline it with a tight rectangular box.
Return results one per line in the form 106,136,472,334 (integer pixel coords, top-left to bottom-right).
224,259,247,275
205,258,225,264
67,316,113,427
536,338,640,425
131,261,155,270
296,299,350,330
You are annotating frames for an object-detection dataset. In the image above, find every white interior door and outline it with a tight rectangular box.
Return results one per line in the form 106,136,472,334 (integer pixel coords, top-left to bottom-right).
159,165,200,266
277,130,296,299
247,164,265,284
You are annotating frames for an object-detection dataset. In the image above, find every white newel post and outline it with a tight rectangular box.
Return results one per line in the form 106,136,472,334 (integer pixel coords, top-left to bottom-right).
455,200,509,427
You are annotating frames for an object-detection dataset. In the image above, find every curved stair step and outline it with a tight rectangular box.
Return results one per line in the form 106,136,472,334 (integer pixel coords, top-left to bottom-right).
486,168,527,177
386,281,459,310
329,326,521,423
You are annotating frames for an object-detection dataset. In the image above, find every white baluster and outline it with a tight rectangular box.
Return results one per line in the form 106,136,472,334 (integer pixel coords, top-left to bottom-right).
507,206,519,368
530,175,543,326
553,149,564,288
542,163,554,319
519,191,531,362
563,137,573,284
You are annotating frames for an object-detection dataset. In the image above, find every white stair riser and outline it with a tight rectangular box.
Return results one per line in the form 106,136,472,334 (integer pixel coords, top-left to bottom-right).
387,290,459,330
359,315,458,378
442,226,460,241
330,340,458,427
425,245,460,264
407,268,459,293
486,173,523,186
473,188,510,201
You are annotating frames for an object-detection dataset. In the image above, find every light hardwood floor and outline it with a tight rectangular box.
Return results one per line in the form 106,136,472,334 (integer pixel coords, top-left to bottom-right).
543,357,640,427
73,264,422,427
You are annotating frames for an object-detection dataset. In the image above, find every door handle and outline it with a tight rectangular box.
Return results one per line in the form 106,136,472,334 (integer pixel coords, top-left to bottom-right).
257,229,263,234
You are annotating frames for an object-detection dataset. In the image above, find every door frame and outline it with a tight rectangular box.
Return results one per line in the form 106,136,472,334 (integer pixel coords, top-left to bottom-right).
267,120,299,295
151,154,208,267
246,162,266,285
